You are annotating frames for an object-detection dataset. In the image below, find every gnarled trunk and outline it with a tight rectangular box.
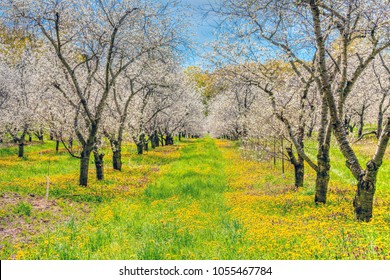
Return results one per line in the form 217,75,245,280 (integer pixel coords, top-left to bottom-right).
93,150,104,180
79,149,91,186
353,178,375,222
109,139,122,171
353,162,378,222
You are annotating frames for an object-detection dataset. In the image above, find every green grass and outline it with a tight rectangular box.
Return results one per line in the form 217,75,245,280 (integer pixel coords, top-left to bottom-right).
19,138,247,259
13,202,32,217
1,136,390,260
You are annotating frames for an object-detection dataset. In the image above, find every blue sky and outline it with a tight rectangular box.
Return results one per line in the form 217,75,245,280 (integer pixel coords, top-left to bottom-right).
180,0,219,67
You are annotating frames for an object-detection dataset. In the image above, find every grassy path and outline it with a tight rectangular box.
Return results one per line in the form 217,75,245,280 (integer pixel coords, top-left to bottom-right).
22,138,245,259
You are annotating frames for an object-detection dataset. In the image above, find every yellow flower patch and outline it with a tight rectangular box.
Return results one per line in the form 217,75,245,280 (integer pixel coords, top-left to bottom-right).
217,140,390,260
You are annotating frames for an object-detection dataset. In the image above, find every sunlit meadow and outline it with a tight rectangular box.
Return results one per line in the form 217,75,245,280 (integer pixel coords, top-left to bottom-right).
1,137,390,260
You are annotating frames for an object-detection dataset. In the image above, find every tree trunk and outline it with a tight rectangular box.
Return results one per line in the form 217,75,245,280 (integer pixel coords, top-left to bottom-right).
18,142,24,158
16,129,27,158
353,179,375,222
112,148,122,171
286,147,304,188
294,162,304,188
55,140,60,153
165,134,173,145
93,150,104,180
28,135,32,142
79,150,91,186
353,162,378,222
315,146,330,204
150,132,159,149
315,100,332,204
137,143,143,155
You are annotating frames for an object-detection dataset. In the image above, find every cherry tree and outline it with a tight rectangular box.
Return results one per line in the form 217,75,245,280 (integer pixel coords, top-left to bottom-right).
206,71,259,140
207,8,331,198
221,0,390,221
102,58,170,168
209,0,390,217
0,46,48,157
2,0,187,186
128,70,204,152
306,0,390,221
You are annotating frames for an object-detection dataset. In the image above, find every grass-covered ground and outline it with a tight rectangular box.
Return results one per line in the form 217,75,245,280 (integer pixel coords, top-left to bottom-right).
0,137,389,259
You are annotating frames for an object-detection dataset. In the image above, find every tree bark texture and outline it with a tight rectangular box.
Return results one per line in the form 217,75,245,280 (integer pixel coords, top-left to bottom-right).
94,150,104,180
112,149,122,171
79,150,91,186
286,147,304,188
18,142,24,158
315,145,330,204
